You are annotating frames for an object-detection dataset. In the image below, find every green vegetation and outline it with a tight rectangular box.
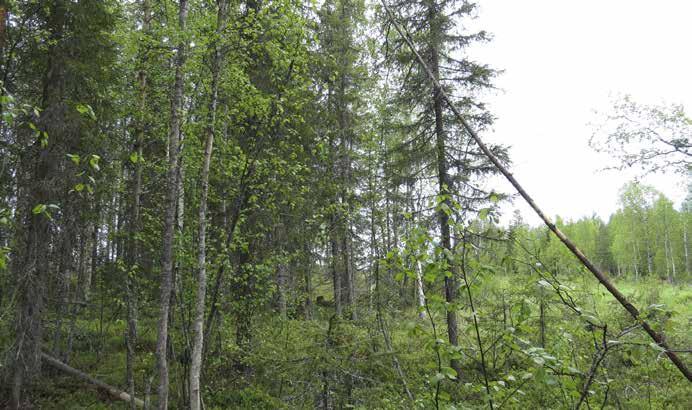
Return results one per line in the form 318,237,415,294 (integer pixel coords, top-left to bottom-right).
0,0,689,408
18,275,692,409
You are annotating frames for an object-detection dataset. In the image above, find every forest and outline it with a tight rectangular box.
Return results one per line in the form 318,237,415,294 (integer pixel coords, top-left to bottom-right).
0,0,690,408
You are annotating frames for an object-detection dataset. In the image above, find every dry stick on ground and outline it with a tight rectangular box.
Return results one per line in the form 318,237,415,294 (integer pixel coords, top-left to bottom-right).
41,352,144,407
379,0,691,382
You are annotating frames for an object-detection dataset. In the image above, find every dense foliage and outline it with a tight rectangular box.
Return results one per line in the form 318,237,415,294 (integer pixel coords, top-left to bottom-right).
0,0,689,409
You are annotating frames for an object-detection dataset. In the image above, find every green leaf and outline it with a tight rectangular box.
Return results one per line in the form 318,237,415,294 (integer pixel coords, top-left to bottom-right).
66,153,80,165
32,204,46,214
89,155,100,171
441,366,457,380
479,208,490,220
76,103,97,120
439,202,451,216
537,279,551,288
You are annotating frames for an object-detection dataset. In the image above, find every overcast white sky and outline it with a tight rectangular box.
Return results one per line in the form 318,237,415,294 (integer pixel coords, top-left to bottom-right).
464,0,692,225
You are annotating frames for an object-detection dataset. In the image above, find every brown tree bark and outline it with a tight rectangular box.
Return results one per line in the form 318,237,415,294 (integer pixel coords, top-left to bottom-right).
330,228,342,318
11,2,67,407
427,0,462,379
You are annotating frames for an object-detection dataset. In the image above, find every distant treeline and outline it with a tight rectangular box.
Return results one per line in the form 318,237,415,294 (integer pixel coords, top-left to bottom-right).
502,181,690,282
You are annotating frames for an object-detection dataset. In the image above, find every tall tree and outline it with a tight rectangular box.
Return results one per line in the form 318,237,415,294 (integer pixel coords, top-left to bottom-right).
156,0,189,407
383,0,505,378
316,0,368,320
8,1,116,406
190,0,229,408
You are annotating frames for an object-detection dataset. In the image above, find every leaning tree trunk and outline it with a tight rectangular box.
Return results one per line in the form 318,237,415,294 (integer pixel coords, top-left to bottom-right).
156,1,188,408
42,353,144,407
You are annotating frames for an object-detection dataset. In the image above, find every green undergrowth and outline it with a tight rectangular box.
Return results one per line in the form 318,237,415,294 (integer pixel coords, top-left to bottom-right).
8,275,691,409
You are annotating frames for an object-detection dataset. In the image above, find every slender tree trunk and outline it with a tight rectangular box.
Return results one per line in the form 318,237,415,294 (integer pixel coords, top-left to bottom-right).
65,227,89,362
276,263,288,318
52,222,75,359
539,299,546,347
415,261,426,319
189,2,228,408
632,242,639,278
156,1,188,408
665,230,676,282
684,221,690,275
343,226,356,320
304,242,314,320
124,0,149,397
331,228,342,318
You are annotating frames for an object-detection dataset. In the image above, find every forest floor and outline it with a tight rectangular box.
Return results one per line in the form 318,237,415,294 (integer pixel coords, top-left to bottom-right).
27,275,692,409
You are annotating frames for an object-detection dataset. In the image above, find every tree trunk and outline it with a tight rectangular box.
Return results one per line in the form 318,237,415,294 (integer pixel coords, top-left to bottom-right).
331,228,342,318
11,2,67,406
156,1,188,408
276,263,288,318
684,221,690,275
343,226,356,320
189,2,228,408
429,2,461,378
415,261,426,319
632,242,639,278
124,0,150,401
665,223,676,281
303,239,314,320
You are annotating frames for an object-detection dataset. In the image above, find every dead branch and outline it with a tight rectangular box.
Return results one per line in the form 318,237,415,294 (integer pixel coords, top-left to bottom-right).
41,352,144,407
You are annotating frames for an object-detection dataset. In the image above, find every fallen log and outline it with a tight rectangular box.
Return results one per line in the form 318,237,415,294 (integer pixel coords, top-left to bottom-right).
41,352,145,407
